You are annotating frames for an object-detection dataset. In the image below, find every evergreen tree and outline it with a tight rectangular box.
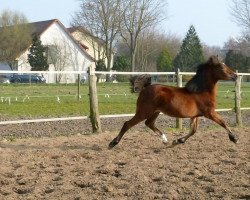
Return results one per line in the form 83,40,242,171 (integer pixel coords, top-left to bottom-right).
156,48,173,72
95,59,106,82
28,35,49,71
173,25,204,71
95,59,106,71
112,55,130,71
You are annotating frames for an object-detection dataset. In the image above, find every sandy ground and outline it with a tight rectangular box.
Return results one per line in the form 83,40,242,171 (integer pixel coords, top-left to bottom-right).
0,113,249,200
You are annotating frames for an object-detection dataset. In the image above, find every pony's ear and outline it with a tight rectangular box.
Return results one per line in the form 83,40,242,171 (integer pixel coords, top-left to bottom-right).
209,55,219,65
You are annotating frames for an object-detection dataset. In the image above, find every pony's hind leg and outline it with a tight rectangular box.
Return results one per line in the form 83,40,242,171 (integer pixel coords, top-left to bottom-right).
108,114,145,149
145,112,168,143
207,112,238,143
173,117,198,145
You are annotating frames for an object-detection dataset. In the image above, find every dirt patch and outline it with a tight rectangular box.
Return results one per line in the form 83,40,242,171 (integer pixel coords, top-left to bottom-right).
0,121,249,199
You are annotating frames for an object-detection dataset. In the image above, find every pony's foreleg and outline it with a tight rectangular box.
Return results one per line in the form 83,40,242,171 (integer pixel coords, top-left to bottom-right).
145,112,168,143
207,112,238,143
108,115,144,149
173,117,198,145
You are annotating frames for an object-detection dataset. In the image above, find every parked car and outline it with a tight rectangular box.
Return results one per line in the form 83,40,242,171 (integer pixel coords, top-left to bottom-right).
0,74,10,84
10,74,46,83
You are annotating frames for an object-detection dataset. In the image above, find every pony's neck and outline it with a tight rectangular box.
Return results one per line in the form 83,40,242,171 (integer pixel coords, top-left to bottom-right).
203,75,218,92
207,81,218,101
211,82,218,95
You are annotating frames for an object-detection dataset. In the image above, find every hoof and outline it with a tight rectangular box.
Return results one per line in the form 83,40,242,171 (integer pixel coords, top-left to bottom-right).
178,138,185,144
172,138,185,145
229,133,239,144
172,140,178,145
177,138,185,144
162,140,168,144
108,138,119,149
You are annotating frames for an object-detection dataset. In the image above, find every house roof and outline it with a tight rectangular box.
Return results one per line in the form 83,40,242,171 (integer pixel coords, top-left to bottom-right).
30,19,94,61
29,19,56,36
68,26,105,46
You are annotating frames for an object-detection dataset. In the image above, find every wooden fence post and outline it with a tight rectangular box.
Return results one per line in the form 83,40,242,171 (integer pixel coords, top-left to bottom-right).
235,73,242,127
176,68,183,129
77,74,80,102
88,65,102,133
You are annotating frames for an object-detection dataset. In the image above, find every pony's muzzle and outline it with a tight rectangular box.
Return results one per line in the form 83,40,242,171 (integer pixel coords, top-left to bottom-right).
231,73,237,81
233,74,237,80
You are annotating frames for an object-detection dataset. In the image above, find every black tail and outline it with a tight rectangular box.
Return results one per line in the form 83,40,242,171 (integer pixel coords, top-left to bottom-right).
130,75,152,93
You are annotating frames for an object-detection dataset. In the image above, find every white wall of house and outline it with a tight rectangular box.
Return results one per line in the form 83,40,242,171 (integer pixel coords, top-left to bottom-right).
17,22,94,83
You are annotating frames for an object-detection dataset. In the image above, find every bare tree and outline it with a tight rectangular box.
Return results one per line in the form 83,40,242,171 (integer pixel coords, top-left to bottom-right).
0,9,31,69
47,41,70,83
120,0,167,71
230,0,250,30
202,45,223,60
136,28,167,71
224,34,250,56
116,30,181,72
72,0,121,81
136,28,157,71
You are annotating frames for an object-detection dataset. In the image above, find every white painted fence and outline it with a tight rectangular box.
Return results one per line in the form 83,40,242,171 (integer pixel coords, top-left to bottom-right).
0,70,250,131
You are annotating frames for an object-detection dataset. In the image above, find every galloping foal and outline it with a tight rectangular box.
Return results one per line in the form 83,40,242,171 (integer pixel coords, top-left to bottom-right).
109,56,239,148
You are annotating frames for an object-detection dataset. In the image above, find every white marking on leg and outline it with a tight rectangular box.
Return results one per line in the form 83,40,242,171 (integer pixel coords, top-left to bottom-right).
161,134,168,143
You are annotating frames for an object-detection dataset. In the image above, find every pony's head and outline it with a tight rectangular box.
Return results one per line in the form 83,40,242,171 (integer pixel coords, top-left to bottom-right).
207,56,237,81
130,75,151,93
185,56,237,92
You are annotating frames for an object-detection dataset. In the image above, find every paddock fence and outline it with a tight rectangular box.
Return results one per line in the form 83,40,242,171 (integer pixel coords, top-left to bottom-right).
0,68,250,133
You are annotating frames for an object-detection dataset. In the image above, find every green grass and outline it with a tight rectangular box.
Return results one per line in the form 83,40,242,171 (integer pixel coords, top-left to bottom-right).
0,81,249,119
216,82,250,108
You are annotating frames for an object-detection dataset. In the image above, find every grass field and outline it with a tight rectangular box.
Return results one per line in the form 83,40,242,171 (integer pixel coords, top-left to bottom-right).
0,81,250,119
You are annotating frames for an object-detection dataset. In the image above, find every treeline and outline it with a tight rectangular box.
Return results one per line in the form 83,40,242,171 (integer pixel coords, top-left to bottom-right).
113,26,249,73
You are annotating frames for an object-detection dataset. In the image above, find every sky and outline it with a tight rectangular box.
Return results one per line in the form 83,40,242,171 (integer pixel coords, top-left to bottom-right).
0,0,242,47
164,0,242,47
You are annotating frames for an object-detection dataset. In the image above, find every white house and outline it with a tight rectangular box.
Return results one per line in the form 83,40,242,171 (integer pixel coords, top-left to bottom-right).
1,19,95,83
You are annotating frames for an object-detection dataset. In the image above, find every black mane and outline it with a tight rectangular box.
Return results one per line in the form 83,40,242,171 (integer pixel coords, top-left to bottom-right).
184,56,219,92
184,64,207,92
